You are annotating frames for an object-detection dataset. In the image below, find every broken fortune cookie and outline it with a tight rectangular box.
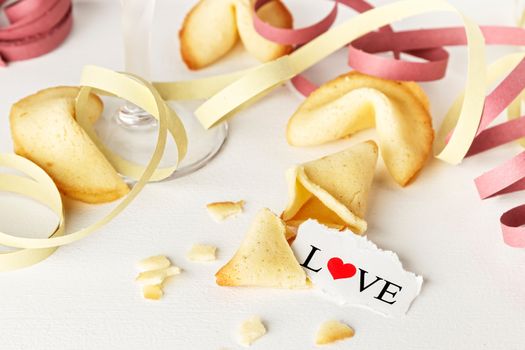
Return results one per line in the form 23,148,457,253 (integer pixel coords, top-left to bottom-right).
215,208,308,288
282,141,378,236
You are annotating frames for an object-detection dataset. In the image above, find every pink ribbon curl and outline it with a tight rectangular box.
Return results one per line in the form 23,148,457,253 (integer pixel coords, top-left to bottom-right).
253,0,525,247
0,0,73,67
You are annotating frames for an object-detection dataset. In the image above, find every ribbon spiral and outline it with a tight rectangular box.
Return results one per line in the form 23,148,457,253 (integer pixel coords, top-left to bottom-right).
0,0,72,66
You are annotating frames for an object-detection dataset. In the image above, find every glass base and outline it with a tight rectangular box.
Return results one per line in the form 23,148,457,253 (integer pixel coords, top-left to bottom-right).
94,97,228,181
116,103,158,129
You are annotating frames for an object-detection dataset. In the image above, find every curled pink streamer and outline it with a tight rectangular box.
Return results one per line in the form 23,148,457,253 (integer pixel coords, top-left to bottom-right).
253,0,338,45
501,204,525,247
0,0,73,66
253,0,525,247
254,0,525,84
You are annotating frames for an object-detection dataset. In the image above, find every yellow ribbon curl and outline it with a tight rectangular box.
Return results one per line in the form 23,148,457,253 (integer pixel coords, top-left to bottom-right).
0,67,185,270
190,0,487,166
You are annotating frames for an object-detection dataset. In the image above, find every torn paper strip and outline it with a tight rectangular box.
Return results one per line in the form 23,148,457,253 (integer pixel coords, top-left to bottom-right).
292,220,423,317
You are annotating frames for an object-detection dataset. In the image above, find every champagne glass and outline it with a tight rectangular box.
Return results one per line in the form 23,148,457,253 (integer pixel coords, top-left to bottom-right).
96,0,228,180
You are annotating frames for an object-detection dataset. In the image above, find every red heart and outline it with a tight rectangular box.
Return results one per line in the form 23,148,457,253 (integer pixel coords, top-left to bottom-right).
327,257,357,280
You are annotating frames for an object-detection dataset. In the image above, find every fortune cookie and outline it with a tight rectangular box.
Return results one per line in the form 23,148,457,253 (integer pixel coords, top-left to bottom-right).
287,72,434,186
282,141,378,235
215,208,308,288
9,86,129,204
180,0,292,70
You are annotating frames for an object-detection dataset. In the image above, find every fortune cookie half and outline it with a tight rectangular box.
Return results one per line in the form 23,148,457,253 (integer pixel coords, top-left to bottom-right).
215,208,308,288
10,86,129,204
282,141,378,235
287,72,434,186
180,0,292,70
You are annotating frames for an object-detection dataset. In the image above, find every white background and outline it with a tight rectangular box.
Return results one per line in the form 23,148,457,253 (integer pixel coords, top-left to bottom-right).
1,0,524,349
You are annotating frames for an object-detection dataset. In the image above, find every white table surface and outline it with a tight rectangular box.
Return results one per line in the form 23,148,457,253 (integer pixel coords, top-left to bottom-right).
1,0,524,349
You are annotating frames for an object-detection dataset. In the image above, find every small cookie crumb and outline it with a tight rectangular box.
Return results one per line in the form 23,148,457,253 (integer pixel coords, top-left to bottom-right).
315,320,354,345
136,255,171,272
135,255,181,300
206,200,245,222
238,316,266,347
187,244,217,262
135,266,181,285
142,284,163,300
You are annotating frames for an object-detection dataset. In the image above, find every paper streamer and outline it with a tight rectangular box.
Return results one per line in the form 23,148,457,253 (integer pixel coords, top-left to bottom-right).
0,155,62,271
254,0,525,99
251,0,525,247
255,1,525,83
0,0,72,66
2,0,525,271
500,204,525,247
253,0,338,45
194,0,487,166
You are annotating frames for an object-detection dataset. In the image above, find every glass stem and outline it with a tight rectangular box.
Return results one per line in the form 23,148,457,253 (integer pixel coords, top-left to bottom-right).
118,0,157,127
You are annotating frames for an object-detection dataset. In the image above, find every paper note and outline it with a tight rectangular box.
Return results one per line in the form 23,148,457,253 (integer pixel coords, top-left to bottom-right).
292,220,423,317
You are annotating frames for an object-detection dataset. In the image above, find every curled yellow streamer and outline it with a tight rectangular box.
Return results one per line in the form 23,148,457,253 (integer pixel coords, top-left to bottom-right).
0,67,185,270
191,0,487,166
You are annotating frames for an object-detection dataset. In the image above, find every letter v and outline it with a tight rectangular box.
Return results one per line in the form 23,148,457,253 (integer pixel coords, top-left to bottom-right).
358,268,384,292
